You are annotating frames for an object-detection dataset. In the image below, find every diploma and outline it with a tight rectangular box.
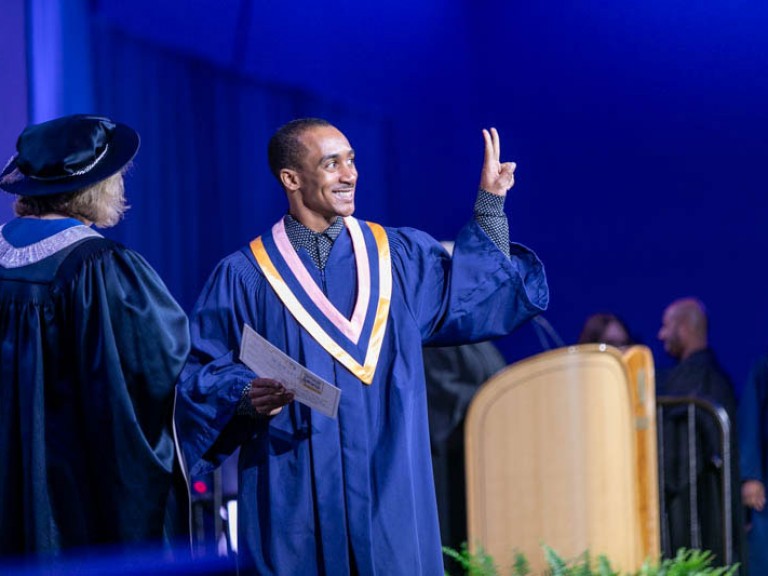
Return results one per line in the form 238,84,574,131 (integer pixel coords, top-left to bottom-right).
239,324,341,419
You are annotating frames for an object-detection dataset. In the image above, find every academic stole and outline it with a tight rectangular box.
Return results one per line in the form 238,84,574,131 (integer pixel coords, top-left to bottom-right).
250,217,391,384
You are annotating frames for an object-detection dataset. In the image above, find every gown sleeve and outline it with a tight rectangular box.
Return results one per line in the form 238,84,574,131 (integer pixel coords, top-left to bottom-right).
389,219,548,346
65,241,190,542
173,252,264,477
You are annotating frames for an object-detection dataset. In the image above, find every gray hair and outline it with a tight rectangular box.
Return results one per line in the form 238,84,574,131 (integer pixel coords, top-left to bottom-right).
14,170,130,228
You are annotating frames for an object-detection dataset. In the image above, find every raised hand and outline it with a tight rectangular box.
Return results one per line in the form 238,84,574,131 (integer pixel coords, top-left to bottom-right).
479,127,516,196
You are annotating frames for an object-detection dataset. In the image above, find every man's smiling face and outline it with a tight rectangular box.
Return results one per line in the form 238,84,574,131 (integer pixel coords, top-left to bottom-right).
286,125,357,231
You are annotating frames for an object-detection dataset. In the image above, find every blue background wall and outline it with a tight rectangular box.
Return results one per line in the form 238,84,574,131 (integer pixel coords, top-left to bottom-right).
0,0,27,223
3,0,768,391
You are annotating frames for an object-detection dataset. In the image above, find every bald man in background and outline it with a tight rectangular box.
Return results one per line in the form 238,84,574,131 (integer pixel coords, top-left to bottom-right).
657,297,741,568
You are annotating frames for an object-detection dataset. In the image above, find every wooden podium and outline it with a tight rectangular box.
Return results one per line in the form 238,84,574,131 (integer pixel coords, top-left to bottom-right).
465,344,659,573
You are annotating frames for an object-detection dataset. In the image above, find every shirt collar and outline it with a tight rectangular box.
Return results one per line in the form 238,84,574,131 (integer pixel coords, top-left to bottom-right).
283,214,344,250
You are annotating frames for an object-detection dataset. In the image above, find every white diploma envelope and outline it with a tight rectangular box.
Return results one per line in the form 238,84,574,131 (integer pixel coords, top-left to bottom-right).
239,324,341,419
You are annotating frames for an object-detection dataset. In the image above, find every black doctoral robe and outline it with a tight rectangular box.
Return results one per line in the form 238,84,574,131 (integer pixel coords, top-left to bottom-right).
0,219,190,559
423,341,507,551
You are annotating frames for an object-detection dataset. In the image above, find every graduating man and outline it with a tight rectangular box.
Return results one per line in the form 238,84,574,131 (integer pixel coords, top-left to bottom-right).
175,118,549,575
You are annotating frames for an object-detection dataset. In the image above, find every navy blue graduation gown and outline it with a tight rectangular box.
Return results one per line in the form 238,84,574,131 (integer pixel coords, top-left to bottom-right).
0,219,190,559
175,218,548,575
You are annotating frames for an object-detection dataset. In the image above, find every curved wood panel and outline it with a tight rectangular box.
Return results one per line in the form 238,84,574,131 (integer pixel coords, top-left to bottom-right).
465,345,650,573
622,345,660,561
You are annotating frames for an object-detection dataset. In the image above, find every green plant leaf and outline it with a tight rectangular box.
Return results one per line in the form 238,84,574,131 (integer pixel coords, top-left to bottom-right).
443,542,739,576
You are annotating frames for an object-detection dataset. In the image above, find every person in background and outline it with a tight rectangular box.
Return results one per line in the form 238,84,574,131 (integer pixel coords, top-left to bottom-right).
577,312,633,349
174,118,549,575
423,241,508,556
738,351,768,575
0,115,190,559
656,297,740,567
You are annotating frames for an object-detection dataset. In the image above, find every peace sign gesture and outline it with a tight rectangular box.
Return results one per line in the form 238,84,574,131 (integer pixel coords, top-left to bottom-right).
479,127,516,196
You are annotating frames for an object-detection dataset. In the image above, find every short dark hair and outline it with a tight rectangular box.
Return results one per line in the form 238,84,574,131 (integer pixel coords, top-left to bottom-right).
267,118,332,181
577,312,633,346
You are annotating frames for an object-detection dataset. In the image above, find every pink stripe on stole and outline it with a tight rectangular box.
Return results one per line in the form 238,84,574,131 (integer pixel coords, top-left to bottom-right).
271,218,370,344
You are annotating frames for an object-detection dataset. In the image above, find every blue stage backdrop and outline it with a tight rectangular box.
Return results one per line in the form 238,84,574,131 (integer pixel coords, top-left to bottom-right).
6,0,768,391
0,0,26,223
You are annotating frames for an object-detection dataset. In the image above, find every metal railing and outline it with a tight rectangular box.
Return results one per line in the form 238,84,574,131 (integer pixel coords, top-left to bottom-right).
656,395,734,566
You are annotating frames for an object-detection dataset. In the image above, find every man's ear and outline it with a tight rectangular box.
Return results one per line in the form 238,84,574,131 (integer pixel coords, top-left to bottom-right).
280,168,300,191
